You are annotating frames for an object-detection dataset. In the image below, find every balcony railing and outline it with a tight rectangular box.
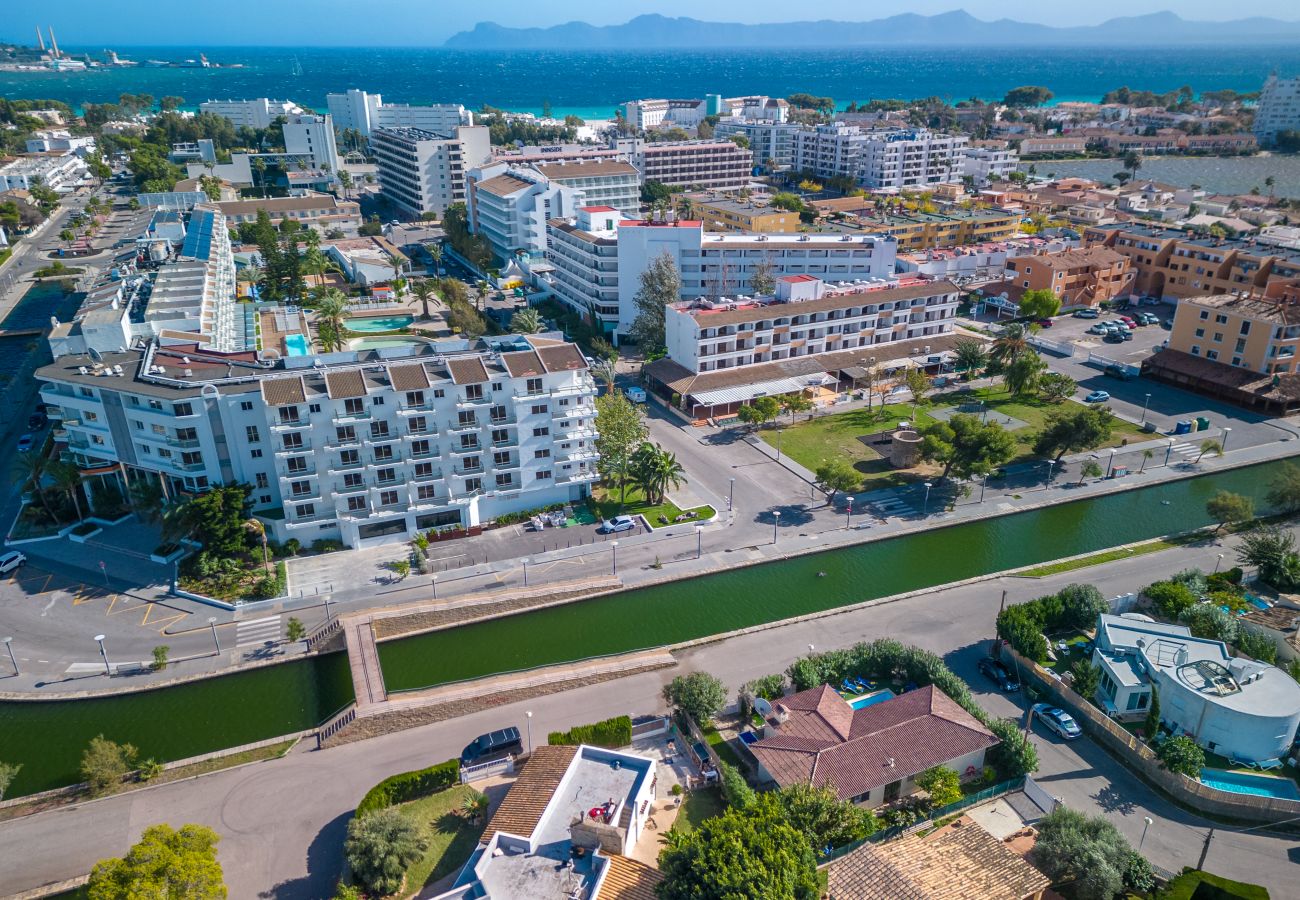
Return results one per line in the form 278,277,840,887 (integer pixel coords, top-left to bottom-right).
275,441,311,455
332,408,372,424
411,467,443,481
280,464,317,478
271,418,309,432
335,481,367,494
333,456,364,471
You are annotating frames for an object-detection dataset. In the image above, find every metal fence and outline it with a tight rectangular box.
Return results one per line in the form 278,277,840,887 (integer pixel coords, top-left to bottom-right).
461,755,515,783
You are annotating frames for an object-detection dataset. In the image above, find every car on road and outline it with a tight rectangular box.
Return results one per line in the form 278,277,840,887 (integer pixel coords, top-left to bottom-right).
625,387,647,403
1103,364,1133,380
1085,390,1111,403
1072,308,1100,319
1140,296,1164,306
977,657,1020,692
1032,704,1083,740
460,727,523,767
27,412,46,429
16,434,35,452
598,515,637,534
1036,318,1054,328
0,550,26,574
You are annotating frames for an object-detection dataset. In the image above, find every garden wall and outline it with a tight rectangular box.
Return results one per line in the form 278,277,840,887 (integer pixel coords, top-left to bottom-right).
1005,647,1300,823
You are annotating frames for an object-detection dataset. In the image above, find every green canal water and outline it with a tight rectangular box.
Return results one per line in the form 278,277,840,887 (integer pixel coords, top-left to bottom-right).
0,457,1294,798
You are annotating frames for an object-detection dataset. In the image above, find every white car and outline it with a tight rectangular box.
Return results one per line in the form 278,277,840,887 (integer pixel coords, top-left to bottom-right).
0,551,27,575
598,515,637,534
1032,703,1082,740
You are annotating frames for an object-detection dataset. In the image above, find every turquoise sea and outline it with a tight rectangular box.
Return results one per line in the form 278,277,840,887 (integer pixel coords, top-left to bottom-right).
4,45,1300,120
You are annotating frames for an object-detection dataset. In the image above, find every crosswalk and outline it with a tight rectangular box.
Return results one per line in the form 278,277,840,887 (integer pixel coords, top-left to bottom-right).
236,615,282,648
870,496,919,518
1167,441,1204,463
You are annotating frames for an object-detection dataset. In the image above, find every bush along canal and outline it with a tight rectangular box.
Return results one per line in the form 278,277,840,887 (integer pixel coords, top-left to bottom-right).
0,652,352,798
377,457,1298,692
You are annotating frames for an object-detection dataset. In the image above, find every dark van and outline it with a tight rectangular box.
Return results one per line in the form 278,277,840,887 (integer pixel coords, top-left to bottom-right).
460,727,523,767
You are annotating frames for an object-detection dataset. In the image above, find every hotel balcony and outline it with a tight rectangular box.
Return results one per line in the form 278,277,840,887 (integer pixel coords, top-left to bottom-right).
332,408,373,425
411,467,444,481
270,418,310,432
335,480,367,495
279,463,318,478
274,441,312,456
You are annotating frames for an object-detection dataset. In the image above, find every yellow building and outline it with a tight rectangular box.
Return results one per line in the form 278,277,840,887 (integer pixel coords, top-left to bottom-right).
1165,292,1300,375
846,208,1021,251
693,198,801,233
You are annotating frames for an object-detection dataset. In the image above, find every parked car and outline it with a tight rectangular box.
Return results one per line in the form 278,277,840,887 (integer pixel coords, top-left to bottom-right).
1140,296,1164,307
1120,329,1133,341
1161,318,1174,329
598,515,637,534
27,413,46,429
1087,324,1109,336
1072,308,1100,319
1036,318,1054,328
625,387,647,404
1118,316,1137,328
0,550,26,574
1103,364,1133,380
16,434,35,452
1085,390,1111,403
977,657,1020,692
1103,332,1126,344
1032,704,1083,740
460,727,523,767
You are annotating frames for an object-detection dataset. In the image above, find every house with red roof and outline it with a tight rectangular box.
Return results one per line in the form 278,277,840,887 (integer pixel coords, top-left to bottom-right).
749,684,999,808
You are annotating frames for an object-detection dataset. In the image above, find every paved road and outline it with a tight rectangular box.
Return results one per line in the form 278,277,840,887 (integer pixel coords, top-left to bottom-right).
2,534,1296,897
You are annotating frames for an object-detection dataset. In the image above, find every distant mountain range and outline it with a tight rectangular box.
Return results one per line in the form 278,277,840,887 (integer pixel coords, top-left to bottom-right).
444,11,1300,48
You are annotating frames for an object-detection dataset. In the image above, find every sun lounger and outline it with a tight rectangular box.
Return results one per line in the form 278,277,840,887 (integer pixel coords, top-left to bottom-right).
1258,758,1284,771
841,680,859,694
1231,753,1261,769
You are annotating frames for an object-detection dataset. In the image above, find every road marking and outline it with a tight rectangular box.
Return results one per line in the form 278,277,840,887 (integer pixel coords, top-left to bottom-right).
139,603,187,632
236,615,282,647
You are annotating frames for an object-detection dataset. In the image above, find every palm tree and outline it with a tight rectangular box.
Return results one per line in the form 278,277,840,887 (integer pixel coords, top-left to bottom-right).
17,450,59,524
461,793,490,823
631,442,686,506
953,338,989,379
475,280,490,312
990,323,1029,366
388,253,407,293
1139,448,1155,474
129,477,166,524
1265,176,1276,199
510,308,542,334
410,278,437,320
590,359,616,393
315,289,349,352
244,518,270,574
426,242,443,275
47,461,85,522
251,157,268,198
1196,439,1223,463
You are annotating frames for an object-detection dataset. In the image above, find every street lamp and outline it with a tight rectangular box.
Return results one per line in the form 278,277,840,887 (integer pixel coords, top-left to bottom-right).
846,496,853,527
922,482,933,516
2,637,16,676
695,525,704,559
323,593,333,623
1140,815,1154,852
728,477,736,512
1165,439,1176,467
1107,449,1117,478
208,617,220,654
1221,427,1232,452
522,558,530,587
979,474,988,503
775,428,783,462
525,710,533,754
1141,393,1152,425
1045,458,1057,486
611,541,619,576
94,634,111,676
1215,553,1225,574
808,643,815,654
772,510,781,544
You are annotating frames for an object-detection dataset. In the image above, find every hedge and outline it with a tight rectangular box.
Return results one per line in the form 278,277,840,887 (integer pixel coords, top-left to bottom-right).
547,715,631,749
355,759,460,817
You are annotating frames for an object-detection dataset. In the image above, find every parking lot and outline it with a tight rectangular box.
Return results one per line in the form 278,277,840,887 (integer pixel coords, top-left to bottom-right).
1041,302,1174,369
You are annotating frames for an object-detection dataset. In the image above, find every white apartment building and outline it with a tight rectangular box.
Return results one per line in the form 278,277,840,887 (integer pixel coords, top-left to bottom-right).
532,159,640,217
372,125,492,218
199,98,303,129
664,276,958,374
793,125,968,190
545,207,622,335
616,139,752,191
0,153,86,192
714,119,800,170
492,144,623,167
326,89,473,138
38,334,599,550
25,129,96,155
959,145,1019,185
467,164,585,262
622,97,718,130
1254,74,1300,146
184,114,340,188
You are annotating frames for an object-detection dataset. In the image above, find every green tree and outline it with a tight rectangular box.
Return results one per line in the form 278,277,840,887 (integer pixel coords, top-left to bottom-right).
1235,623,1278,664
1206,490,1254,532
990,323,1029,366
510,307,543,334
1069,659,1102,701
779,392,813,422
657,803,818,900
1004,350,1047,396
594,392,648,504
630,441,686,505
409,277,437,320
750,258,776,296
1033,405,1115,463
1003,85,1054,107
811,460,859,503
1078,460,1103,484
917,413,1016,480
769,192,805,213
151,645,170,671
344,808,426,897
1180,604,1240,644
447,301,487,338
1056,583,1108,629
314,289,349,352
1265,462,1300,513
902,367,932,413
771,785,878,851
47,460,85,521
629,251,680,351
1017,288,1061,320
1144,686,1161,739
737,396,780,430
1037,372,1076,404
0,761,20,801
81,735,138,797
1157,735,1205,778
1123,149,1143,175
953,337,989,378
1032,807,1134,900
987,718,1039,777
663,671,728,724
285,617,306,642
914,766,962,807
719,761,756,809
88,823,226,900
1195,439,1223,463
1236,525,1300,591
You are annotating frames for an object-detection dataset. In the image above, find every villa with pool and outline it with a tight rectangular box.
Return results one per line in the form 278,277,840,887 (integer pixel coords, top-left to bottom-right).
1092,613,1300,764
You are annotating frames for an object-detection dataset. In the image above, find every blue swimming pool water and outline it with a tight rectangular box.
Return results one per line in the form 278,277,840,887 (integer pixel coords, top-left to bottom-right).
1246,593,1270,610
738,731,759,746
1199,768,1300,800
346,315,414,333
849,689,897,710
284,333,310,356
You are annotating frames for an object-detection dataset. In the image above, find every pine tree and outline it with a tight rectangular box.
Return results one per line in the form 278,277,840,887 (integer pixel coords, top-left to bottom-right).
629,251,680,351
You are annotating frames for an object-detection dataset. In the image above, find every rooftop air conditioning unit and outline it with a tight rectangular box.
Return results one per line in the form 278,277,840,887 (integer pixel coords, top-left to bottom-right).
78,366,88,375
183,369,193,377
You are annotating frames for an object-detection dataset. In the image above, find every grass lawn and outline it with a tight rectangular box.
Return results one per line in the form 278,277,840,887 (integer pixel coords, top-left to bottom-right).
702,723,744,770
1018,532,1203,577
395,784,488,895
669,786,725,836
757,405,938,489
1158,869,1270,899
590,484,716,529
1041,631,1092,672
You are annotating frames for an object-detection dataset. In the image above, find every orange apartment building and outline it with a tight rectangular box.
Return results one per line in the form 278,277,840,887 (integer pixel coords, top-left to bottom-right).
1085,225,1300,301
1003,246,1133,308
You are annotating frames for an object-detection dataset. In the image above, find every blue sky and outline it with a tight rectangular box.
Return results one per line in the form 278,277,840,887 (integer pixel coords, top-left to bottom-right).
5,1,1298,46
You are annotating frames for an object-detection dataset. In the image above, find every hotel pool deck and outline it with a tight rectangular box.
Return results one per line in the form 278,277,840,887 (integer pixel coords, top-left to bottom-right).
1199,767,1300,800
345,315,414,333
849,689,897,710
349,335,432,352
284,333,311,356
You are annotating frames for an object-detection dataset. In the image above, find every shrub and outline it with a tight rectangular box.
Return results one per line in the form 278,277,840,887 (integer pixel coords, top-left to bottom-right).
1034,806,1140,900
1157,735,1205,778
547,715,632,749
987,719,1039,778
81,735,138,797
283,538,301,556
1171,568,1208,597
915,766,962,807
344,808,426,896
719,761,756,809
151,645,169,671
663,672,728,725
312,538,345,553
1144,581,1199,619
355,759,460,817
1180,604,1239,644
1234,624,1277,664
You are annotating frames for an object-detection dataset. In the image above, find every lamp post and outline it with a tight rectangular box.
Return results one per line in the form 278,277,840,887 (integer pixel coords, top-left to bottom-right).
94,634,111,676
1141,393,1152,425
922,482,933,516
522,558,530,587
1165,439,1175,467
208,617,220,654
323,593,333,623
775,428,783,462
846,496,853,527
772,510,781,544
728,477,735,512
2,637,16,676
1107,449,1117,478
1215,553,1224,574
611,541,619,576
808,643,815,655
1045,458,1057,486
431,574,437,600
525,710,533,754
1140,815,1154,852
695,525,704,559
1221,427,1232,452
979,474,988,503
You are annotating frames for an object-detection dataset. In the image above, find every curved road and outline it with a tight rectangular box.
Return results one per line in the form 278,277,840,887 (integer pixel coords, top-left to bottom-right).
1,536,1297,897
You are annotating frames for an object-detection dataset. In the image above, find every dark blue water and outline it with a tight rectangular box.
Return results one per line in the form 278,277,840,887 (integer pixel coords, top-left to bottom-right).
9,45,1300,120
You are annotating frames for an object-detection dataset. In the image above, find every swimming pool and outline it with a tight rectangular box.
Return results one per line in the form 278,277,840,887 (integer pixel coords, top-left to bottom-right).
849,689,897,710
1245,592,1270,611
1199,768,1300,800
345,315,414,333
284,333,311,356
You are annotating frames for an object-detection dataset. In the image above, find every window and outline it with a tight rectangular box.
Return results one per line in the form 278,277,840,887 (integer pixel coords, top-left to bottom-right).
344,398,365,416
290,480,312,497
406,391,425,406
340,448,360,466
459,433,479,450
81,387,95,398
1240,320,1251,335
465,384,484,401
376,467,396,483
370,422,390,439
343,472,364,488
414,462,435,478
491,405,508,422
492,382,502,392
492,428,510,445
279,407,301,425
173,402,193,417
496,473,513,487
1212,332,1223,343
526,377,543,395
533,426,549,437
411,439,431,456
493,450,511,465
287,456,309,473
379,490,399,506
408,416,428,434
336,426,356,444
1215,314,1228,324
251,448,263,458
433,388,445,398
140,444,151,455
536,470,551,480
347,496,366,512
462,455,481,472
1235,338,1247,353
374,445,394,461
282,433,304,450
1199,310,1209,320
246,425,260,444
1190,345,1201,355
457,411,477,428
1195,328,1205,338
309,403,321,413
1206,349,1219,361
87,411,100,422
417,484,439,501
372,396,384,406
534,448,551,459
295,503,316,518
465,477,482,493
241,400,253,411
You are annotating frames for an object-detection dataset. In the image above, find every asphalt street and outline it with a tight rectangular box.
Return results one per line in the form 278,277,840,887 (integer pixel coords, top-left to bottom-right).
1,533,1295,897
